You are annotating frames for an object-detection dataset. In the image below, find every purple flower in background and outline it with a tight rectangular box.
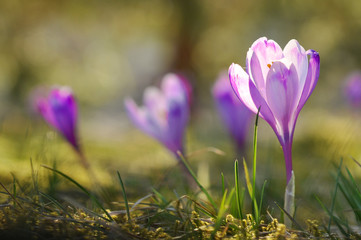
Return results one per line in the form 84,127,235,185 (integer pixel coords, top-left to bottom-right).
229,37,320,183
124,73,190,156
36,87,81,154
344,71,361,108
177,73,193,108
212,72,254,152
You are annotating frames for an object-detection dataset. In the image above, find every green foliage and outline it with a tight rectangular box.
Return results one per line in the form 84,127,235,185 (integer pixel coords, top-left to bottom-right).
317,159,361,238
0,159,331,239
117,171,131,222
42,164,113,222
177,151,218,213
234,159,244,220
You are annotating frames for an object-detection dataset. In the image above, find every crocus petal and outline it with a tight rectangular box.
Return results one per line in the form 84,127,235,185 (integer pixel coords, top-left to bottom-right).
37,98,59,131
160,74,189,154
213,76,243,142
247,49,267,98
214,89,253,149
125,98,149,134
143,87,166,110
162,73,192,107
51,88,77,128
344,72,361,107
283,39,308,89
161,74,188,103
213,73,242,135
143,87,168,128
214,92,237,132
125,73,191,156
166,99,189,154
265,60,299,139
125,98,166,144
247,37,284,84
229,63,276,128
229,63,258,113
297,49,320,113
178,74,193,106
50,89,79,150
36,87,81,153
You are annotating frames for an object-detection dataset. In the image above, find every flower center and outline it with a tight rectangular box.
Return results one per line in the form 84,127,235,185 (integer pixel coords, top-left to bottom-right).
160,110,167,121
267,62,275,69
156,108,168,126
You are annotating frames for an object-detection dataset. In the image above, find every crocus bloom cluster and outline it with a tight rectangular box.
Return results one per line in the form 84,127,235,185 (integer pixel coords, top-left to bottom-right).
36,87,81,154
212,72,254,152
229,37,320,183
124,73,190,156
344,71,361,108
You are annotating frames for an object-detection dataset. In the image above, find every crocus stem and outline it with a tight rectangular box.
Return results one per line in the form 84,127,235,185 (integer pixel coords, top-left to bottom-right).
281,138,295,227
77,150,100,187
284,171,295,228
78,150,90,170
235,140,247,160
176,155,198,190
282,140,293,184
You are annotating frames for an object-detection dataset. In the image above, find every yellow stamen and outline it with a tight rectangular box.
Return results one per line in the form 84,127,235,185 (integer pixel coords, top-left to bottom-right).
267,61,275,69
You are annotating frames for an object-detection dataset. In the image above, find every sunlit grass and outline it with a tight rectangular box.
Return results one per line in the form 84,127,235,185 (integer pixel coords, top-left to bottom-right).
1,109,361,238
1,150,353,239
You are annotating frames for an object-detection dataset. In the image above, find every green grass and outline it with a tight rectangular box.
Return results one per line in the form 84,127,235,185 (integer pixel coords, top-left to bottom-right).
316,158,361,238
0,147,360,239
1,111,361,238
0,161,329,239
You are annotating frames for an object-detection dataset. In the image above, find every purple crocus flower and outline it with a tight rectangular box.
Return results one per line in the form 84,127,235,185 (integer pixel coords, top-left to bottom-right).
344,71,361,108
229,37,320,184
124,73,190,156
212,72,254,153
36,87,81,155
177,73,193,108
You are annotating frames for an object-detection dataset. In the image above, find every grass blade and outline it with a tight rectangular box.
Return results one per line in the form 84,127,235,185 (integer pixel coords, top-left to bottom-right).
243,158,259,223
41,164,113,222
234,159,243,219
177,151,218,212
274,201,303,231
328,159,343,232
243,159,253,199
345,168,361,199
315,196,348,236
211,188,235,239
12,176,16,208
221,172,225,197
10,172,26,195
252,107,260,208
342,168,361,222
258,180,267,218
351,157,361,168
252,107,260,223
130,194,153,211
193,200,217,218
0,182,23,209
117,171,131,222
30,158,39,201
39,191,73,219
152,188,169,208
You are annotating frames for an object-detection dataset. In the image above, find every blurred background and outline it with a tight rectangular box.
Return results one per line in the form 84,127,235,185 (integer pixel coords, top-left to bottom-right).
1,0,361,223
